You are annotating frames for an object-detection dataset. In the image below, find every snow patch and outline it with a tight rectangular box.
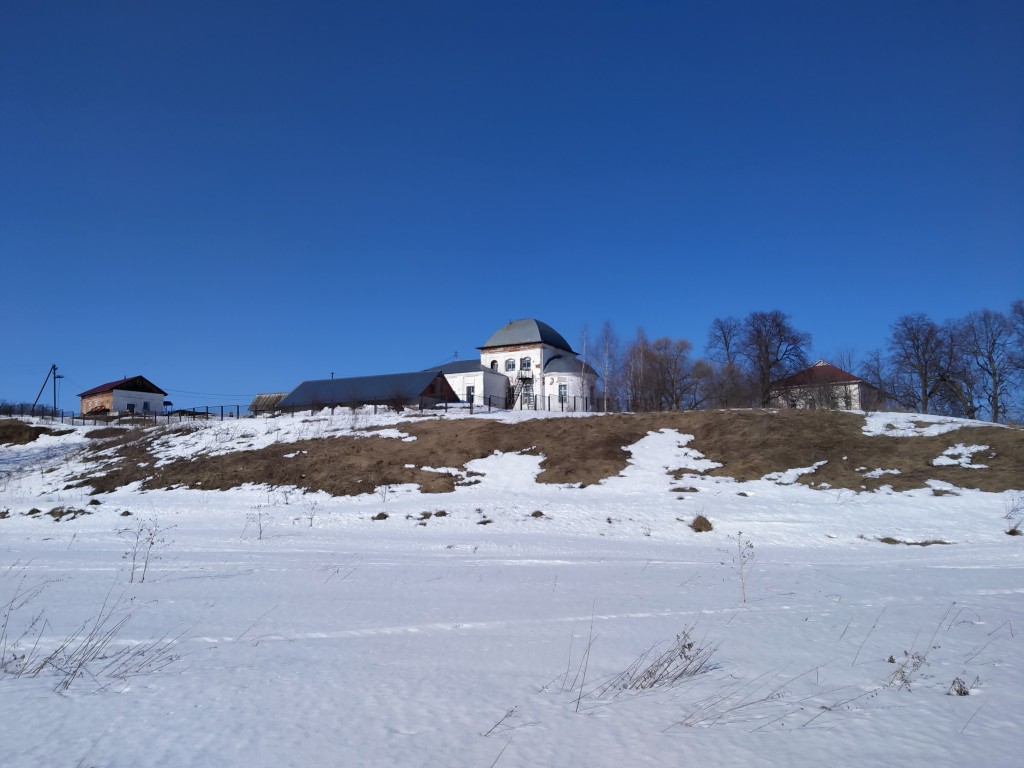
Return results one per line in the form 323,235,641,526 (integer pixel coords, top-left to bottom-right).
933,444,990,469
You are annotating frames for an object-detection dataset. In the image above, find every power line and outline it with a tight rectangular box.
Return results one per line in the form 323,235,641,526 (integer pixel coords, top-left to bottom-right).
164,388,255,398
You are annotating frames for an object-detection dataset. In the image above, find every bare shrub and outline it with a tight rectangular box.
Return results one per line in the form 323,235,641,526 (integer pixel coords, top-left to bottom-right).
721,531,756,603
119,516,174,583
245,505,272,540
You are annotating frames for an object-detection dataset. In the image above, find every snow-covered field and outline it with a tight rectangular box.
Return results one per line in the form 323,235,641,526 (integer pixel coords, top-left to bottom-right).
1,411,1021,767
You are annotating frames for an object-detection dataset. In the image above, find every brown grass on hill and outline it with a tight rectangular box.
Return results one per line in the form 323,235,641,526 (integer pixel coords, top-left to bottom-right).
0,419,72,446
65,410,1024,497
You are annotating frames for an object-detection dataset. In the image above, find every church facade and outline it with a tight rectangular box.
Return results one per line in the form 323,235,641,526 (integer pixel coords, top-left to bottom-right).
439,318,598,411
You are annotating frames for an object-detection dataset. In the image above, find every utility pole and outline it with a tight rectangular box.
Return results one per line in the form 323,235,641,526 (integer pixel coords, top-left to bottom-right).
53,365,63,414
32,363,61,416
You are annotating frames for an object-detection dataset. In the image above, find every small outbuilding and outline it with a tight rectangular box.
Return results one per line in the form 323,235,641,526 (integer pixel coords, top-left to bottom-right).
248,392,288,414
78,375,168,416
770,360,885,411
278,371,459,412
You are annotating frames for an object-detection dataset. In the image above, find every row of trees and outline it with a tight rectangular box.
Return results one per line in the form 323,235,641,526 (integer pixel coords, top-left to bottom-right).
862,302,1024,423
583,300,1024,423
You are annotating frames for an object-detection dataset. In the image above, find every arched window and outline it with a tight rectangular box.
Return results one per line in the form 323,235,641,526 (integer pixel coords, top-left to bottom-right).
505,359,516,372
490,360,498,372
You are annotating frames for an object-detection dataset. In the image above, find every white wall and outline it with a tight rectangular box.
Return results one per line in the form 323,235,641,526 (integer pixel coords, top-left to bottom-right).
774,382,862,410
480,344,598,410
111,389,165,415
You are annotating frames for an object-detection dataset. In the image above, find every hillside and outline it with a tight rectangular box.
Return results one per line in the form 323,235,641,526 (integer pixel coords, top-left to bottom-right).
4,408,1021,499
1,409,1022,768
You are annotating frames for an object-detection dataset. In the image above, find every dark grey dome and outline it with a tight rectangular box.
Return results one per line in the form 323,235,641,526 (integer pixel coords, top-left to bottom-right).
479,319,575,353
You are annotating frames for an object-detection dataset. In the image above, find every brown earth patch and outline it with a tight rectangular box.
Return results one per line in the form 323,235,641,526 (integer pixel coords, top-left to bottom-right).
65,410,1024,497
0,419,72,446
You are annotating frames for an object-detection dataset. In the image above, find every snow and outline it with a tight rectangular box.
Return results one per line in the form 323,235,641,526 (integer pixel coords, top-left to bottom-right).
933,444,991,469
1,411,1021,768
862,411,1000,437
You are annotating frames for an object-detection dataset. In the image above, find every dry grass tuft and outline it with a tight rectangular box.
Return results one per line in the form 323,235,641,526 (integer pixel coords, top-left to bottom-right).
690,514,713,532
877,536,950,546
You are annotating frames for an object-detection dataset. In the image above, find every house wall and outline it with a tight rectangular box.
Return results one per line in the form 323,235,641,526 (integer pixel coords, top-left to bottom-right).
481,343,596,410
540,371,596,411
774,382,863,411
81,393,114,414
111,389,165,415
481,343,547,408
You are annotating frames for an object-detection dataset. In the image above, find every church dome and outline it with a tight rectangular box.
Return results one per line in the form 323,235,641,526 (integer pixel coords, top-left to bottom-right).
479,318,575,353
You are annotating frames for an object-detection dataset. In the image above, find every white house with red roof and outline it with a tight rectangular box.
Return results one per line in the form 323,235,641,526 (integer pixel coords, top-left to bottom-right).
78,376,168,416
770,360,883,411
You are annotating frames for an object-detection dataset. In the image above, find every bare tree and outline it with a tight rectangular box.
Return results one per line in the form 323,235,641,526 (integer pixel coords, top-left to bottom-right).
859,349,891,411
706,316,743,368
1012,300,1024,372
649,337,695,410
593,320,620,411
621,332,705,411
737,310,812,407
960,309,1018,422
706,316,754,407
888,313,945,413
928,319,979,419
622,329,654,411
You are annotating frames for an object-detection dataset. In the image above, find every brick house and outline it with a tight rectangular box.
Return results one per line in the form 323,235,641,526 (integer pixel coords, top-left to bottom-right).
78,376,168,416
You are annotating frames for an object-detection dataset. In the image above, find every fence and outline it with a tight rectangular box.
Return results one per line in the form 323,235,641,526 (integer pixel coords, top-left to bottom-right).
1,393,599,426
0,403,245,426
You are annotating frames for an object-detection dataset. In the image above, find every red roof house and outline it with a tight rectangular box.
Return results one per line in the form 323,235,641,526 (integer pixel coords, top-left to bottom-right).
78,376,168,416
770,361,884,411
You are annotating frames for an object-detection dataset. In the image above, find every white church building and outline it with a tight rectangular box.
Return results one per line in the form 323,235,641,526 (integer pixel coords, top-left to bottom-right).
437,318,598,411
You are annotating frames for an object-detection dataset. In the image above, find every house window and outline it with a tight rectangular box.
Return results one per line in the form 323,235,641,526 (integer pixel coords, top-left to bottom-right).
142,401,150,412
490,361,498,372
844,393,852,410
465,385,475,403
520,357,532,370
558,384,567,403
505,359,516,372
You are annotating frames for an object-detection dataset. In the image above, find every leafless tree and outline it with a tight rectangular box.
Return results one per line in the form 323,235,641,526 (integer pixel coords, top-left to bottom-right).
737,310,812,407
706,316,755,407
888,313,945,413
593,320,621,411
859,349,891,411
960,309,1018,422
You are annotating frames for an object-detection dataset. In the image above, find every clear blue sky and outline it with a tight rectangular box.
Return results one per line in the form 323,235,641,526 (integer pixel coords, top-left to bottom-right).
2,1,1021,411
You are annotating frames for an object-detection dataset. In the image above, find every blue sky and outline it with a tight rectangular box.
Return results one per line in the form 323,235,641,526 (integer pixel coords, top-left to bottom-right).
2,1,1021,411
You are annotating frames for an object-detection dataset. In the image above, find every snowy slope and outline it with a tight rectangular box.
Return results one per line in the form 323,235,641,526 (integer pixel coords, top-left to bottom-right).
0,411,1021,768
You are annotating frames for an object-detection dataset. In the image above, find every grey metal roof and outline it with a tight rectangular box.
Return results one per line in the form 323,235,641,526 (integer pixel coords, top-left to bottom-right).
248,393,288,413
427,360,490,375
279,371,458,409
479,318,576,353
544,355,598,377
